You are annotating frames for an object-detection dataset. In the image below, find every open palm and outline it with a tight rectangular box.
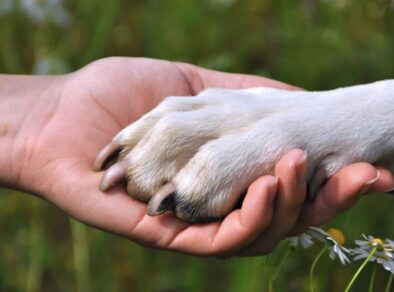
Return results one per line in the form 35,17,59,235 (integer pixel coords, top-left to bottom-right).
18,57,392,256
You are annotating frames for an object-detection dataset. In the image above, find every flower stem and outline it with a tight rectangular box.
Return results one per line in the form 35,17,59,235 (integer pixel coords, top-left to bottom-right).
385,273,393,292
309,245,328,292
368,265,377,292
268,249,292,292
345,246,378,292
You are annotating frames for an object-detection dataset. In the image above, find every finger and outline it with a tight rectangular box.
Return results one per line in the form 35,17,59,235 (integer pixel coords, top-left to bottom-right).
166,176,278,256
368,166,394,193
238,149,307,256
175,63,303,93
64,163,277,256
289,163,381,235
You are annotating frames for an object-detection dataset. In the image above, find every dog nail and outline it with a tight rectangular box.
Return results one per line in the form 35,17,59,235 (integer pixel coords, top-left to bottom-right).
147,183,177,216
93,142,122,171
99,162,127,191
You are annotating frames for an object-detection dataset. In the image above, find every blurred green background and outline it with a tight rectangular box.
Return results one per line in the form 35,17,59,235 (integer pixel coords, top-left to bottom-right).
1,0,394,291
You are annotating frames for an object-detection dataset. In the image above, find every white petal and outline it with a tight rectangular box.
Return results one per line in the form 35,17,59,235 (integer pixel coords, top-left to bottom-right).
380,260,391,271
388,261,394,274
386,239,394,249
288,237,299,248
329,248,336,260
355,240,369,247
337,250,351,265
300,235,314,249
340,246,351,254
353,255,366,261
307,227,327,242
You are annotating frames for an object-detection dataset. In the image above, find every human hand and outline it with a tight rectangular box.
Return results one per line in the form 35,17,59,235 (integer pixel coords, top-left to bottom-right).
1,57,392,256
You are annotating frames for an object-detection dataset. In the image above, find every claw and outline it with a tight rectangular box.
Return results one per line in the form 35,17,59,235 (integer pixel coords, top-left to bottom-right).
93,142,122,171
99,162,127,191
147,182,176,216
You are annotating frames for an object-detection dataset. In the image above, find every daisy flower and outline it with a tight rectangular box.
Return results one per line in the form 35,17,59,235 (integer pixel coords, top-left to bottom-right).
308,227,351,265
350,235,394,274
307,227,350,292
345,235,394,292
288,233,314,250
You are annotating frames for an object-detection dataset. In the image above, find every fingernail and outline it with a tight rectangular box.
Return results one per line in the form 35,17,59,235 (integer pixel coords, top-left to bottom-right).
358,170,380,196
296,150,307,186
270,176,279,186
269,176,279,202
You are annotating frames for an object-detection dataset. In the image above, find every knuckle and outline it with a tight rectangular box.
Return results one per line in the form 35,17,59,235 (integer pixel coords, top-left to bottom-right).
156,114,182,132
158,96,185,111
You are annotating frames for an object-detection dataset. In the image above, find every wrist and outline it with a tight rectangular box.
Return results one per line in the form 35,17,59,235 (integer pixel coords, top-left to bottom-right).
0,74,64,190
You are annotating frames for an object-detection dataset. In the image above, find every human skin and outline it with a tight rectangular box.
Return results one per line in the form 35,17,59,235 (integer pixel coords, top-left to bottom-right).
0,57,392,256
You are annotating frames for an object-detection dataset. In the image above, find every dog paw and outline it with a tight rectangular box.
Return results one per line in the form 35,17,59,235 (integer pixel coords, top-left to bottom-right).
94,82,394,222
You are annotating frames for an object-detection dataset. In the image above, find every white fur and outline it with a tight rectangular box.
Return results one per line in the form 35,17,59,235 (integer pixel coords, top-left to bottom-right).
110,80,394,219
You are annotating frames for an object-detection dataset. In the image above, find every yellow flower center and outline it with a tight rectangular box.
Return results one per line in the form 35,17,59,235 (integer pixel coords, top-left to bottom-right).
372,238,384,246
327,228,345,246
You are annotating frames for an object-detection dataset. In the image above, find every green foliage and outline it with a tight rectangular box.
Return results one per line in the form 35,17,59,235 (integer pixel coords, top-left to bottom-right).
1,0,394,291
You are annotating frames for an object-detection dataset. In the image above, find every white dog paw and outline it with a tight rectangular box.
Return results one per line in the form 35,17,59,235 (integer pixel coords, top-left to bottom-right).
94,81,394,222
